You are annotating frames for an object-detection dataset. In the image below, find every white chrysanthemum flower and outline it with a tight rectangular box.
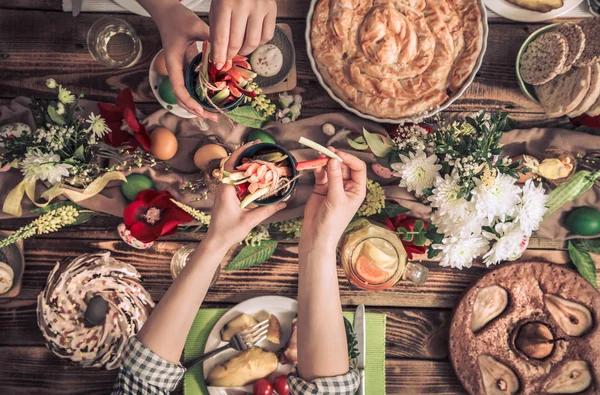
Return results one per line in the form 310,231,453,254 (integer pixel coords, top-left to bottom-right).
483,222,529,266
56,102,65,115
390,150,442,197
471,173,521,224
45,78,58,89
433,234,489,270
86,113,110,139
58,86,75,104
516,179,550,236
21,149,72,184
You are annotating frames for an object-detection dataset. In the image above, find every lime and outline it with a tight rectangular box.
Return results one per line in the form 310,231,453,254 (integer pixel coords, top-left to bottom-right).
122,174,154,201
158,78,177,105
565,207,600,236
247,129,276,144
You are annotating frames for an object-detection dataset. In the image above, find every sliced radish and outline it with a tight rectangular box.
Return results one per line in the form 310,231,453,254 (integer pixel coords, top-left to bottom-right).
244,163,260,176
229,84,242,98
214,80,227,90
296,157,329,171
256,164,268,179
298,137,343,162
221,59,233,72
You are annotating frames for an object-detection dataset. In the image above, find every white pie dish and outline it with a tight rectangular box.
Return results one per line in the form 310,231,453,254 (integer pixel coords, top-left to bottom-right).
305,0,489,124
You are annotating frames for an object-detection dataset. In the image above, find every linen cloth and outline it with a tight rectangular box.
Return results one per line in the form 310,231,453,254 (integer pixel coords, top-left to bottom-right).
1,97,599,241
111,336,358,395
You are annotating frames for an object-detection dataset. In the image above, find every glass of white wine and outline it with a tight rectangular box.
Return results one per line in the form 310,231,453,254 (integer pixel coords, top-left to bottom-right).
87,17,142,69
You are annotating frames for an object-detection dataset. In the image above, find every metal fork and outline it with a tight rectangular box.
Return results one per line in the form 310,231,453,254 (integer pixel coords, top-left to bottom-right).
183,319,270,370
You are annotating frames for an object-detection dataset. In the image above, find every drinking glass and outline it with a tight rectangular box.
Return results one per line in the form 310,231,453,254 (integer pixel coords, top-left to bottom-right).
171,245,221,285
340,220,428,291
87,17,142,68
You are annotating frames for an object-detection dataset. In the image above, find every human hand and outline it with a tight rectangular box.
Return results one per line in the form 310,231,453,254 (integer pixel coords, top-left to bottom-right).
302,148,367,247
151,3,219,121
209,0,277,69
206,141,286,245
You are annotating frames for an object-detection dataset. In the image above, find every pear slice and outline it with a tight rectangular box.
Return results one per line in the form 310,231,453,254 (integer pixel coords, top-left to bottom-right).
472,286,509,333
546,361,592,394
544,294,593,337
478,355,520,395
266,314,281,345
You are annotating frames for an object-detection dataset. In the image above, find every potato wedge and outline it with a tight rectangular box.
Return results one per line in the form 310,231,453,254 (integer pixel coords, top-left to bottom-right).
207,347,278,387
505,0,563,13
220,314,258,342
266,314,281,345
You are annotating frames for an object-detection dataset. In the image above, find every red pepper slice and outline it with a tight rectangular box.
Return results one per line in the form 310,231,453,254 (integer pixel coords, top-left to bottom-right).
231,80,257,98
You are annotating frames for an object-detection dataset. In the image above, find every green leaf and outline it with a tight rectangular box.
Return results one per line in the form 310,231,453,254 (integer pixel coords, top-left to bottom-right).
47,105,66,125
575,238,600,254
32,201,96,225
425,226,444,245
344,317,360,362
227,106,268,129
568,241,598,289
363,128,393,157
413,232,427,247
347,137,369,151
379,202,410,218
73,145,86,161
225,240,278,271
427,247,441,259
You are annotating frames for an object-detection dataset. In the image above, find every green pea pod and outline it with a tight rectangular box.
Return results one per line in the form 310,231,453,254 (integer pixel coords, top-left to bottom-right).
545,170,600,217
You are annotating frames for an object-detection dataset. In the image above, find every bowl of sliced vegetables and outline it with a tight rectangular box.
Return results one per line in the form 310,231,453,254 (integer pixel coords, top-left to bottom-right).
226,143,298,208
185,42,258,113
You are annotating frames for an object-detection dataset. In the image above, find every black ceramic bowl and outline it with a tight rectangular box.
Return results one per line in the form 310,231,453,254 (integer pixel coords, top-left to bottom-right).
234,143,298,206
184,52,245,113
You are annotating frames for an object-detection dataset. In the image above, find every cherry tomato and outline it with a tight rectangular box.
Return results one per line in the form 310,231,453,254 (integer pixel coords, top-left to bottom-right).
253,379,273,395
272,375,290,395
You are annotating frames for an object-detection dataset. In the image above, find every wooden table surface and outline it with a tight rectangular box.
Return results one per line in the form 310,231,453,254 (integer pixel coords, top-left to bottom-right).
0,2,598,394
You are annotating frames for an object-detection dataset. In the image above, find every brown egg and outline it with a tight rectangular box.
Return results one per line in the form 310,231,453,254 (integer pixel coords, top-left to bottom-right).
154,51,169,77
193,144,228,170
151,128,178,160
512,155,534,183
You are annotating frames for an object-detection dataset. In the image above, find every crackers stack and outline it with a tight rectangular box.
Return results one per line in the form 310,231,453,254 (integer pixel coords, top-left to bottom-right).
520,18,600,118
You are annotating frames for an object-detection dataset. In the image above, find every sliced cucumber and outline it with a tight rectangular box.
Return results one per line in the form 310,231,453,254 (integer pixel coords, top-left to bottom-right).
255,153,288,163
240,187,270,209
298,137,343,162
211,88,231,105
223,171,250,181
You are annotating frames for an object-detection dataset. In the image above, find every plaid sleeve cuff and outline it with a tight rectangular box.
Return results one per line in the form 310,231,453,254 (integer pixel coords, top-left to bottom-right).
112,337,185,395
288,368,361,395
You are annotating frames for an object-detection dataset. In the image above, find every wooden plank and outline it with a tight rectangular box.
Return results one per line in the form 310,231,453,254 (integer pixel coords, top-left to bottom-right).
0,299,452,359
0,9,585,117
0,346,465,394
5,237,597,308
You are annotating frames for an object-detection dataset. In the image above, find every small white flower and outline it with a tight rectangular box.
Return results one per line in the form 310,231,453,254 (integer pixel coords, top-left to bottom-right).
86,113,110,139
391,150,442,197
20,149,72,184
58,86,75,104
516,179,550,236
56,102,65,115
433,234,489,270
483,222,529,266
45,78,58,89
471,172,521,224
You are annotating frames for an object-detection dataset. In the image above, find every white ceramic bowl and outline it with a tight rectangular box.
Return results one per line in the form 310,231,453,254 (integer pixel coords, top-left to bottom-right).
305,0,489,123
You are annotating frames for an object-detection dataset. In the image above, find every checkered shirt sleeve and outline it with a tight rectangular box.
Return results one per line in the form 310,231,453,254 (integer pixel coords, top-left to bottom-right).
288,368,361,395
111,337,185,395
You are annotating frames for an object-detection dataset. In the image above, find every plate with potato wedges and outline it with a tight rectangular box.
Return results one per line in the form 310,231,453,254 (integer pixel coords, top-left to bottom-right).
485,0,583,22
203,296,298,394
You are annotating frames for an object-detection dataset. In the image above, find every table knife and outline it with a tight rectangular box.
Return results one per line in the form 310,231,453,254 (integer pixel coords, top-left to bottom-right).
72,0,83,17
354,304,366,395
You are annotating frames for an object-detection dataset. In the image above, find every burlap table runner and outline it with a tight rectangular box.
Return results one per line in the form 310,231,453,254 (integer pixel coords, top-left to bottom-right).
1,97,598,241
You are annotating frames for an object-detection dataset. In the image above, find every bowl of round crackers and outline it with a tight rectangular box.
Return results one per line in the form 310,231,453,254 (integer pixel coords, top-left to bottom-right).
516,17,600,118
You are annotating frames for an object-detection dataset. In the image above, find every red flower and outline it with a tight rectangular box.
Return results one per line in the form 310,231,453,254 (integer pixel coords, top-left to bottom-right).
98,89,152,152
571,114,600,129
384,214,428,259
123,190,193,243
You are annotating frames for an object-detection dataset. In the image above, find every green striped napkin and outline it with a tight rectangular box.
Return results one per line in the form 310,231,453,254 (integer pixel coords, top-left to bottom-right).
183,308,386,395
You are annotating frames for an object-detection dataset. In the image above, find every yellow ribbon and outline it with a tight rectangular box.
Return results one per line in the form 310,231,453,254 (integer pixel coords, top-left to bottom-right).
2,171,126,217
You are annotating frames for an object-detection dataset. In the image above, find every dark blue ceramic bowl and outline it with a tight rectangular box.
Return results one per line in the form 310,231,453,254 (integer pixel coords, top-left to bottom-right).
184,52,245,113
234,143,298,206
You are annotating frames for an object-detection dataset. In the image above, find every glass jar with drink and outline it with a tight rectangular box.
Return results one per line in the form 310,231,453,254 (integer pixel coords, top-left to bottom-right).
340,219,428,291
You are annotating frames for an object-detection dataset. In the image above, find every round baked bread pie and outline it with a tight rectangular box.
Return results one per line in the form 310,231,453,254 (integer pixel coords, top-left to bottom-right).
535,65,591,117
450,261,600,395
555,23,585,74
568,63,600,118
0,261,14,294
520,32,568,85
309,0,484,120
586,89,600,117
574,18,600,67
